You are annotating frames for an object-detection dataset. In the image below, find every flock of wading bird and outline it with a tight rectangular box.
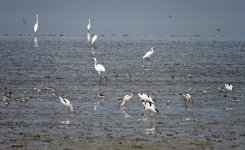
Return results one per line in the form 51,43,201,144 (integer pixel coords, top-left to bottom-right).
2,15,240,117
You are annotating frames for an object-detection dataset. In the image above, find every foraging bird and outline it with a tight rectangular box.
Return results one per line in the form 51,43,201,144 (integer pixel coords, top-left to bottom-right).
59,96,74,112
232,96,240,103
138,93,155,103
142,101,159,113
98,92,105,98
117,93,134,106
93,57,105,84
225,84,233,91
179,93,193,108
143,47,154,62
91,34,97,45
3,96,10,105
34,14,39,37
179,93,193,103
218,86,225,92
3,87,11,106
203,89,208,94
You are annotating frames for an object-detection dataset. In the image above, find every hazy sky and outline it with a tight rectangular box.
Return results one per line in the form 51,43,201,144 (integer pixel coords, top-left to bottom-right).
0,0,245,38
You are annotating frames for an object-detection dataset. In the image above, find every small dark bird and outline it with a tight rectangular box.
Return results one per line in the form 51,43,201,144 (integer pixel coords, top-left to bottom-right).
22,19,26,24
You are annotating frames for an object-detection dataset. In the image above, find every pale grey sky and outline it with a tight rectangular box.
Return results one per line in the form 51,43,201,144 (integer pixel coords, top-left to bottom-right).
0,0,245,39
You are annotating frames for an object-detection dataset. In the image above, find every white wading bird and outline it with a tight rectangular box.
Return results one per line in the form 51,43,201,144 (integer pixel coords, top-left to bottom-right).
138,93,156,103
87,18,91,43
59,96,74,112
34,14,39,37
117,93,134,106
225,84,233,91
143,101,159,113
93,57,105,84
87,18,91,31
143,47,155,63
91,34,97,45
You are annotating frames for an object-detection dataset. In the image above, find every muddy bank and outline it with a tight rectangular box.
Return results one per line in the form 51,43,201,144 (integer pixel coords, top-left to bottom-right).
0,37,244,149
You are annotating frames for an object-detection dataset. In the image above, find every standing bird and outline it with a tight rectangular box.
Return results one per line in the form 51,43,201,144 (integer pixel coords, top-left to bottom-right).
179,93,193,108
93,57,105,84
142,101,159,113
143,47,154,63
87,18,91,31
34,14,39,37
138,93,156,103
117,93,134,106
87,18,91,43
58,96,74,112
91,34,97,45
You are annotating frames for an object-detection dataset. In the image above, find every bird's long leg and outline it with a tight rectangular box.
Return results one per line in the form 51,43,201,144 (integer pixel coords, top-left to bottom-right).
146,58,150,66
185,102,188,109
99,76,102,85
91,47,95,56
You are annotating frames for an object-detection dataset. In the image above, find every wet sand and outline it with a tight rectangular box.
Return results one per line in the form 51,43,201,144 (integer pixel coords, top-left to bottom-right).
0,36,244,149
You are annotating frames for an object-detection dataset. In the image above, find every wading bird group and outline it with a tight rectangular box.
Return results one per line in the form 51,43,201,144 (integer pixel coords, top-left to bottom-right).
2,15,240,118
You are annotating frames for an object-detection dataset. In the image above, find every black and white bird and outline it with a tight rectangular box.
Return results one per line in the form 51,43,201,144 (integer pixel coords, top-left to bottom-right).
179,93,193,103
58,96,74,112
117,93,134,106
3,87,11,106
179,93,193,107
142,101,159,113
188,74,193,78
138,93,156,103
225,84,233,91
203,89,208,94
98,92,105,98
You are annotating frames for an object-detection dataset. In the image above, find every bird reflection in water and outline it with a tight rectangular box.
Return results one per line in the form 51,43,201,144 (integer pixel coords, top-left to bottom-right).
34,36,39,48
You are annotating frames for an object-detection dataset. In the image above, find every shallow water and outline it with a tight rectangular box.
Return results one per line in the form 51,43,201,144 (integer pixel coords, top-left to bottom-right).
0,35,245,149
